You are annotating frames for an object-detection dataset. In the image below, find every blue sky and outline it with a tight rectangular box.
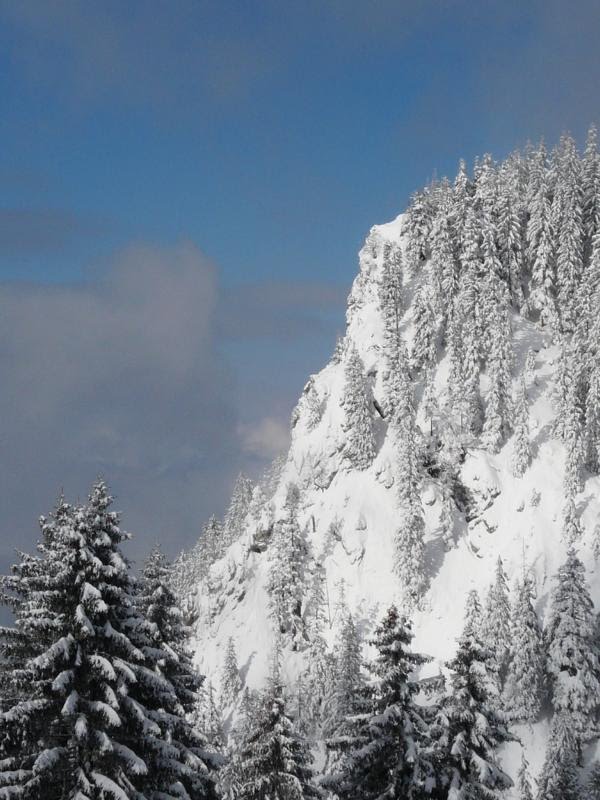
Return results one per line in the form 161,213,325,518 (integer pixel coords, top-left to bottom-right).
1,0,599,573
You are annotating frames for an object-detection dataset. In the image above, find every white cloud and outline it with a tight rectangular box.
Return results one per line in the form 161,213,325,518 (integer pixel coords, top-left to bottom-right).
238,416,290,460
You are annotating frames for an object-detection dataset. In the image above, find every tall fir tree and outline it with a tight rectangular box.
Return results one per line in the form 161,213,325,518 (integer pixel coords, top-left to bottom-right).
545,546,600,747
223,473,254,548
431,591,511,800
267,484,308,649
341,344,376,470
555,135,584,332
536,714,580,800
220,637,242,708
392,412,427,610
227,653,319,800
136,544,217,799
322,611,363,740
517,753,534,800
512,378,532,477
481,557,511,690
504,577,546,723
587,761,600,800
325,607,433,800
0,482,209,800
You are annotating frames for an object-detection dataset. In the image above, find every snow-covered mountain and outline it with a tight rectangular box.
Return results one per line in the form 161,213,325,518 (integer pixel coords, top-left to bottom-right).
188,132,600,787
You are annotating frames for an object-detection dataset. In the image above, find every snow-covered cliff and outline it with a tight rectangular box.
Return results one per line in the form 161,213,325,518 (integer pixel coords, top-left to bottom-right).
190,136,600,788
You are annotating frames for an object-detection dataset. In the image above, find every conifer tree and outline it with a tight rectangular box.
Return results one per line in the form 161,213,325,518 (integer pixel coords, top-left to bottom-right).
497,175,525,307
536,714,580,800
528,145,558,330
203,515,225,565
267,484,308,649
411,282,438,373
341,344,376,470
322,612,363,740
223,473,253,548
392,413,427,610
562,496,583,543
545,547,600,746
482,300,513,453
582,125,600,255
196,680,225,753
517,753,534,800
230,656,319,800
430,210,458,326
0,482,198,800
404,190,431,275
458,206,484,434
300,629,334,732
431,592,511,800
556,135,584,331
379,242,404,356
587,762,600,800
136,544,217,798
585,360,600,474
481,557,511,689
504,578,546,723
512,379,532,476
325,607,433,800
220,637,242,708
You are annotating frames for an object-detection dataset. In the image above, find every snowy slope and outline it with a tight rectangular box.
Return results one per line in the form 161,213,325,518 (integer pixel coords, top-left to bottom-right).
192,211,600,786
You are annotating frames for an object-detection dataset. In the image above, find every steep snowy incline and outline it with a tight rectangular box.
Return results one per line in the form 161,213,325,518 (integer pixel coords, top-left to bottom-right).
196,220,598,648
192,158,600,783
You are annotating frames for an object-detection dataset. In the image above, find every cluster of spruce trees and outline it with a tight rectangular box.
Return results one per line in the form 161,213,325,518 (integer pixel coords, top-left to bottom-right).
3,485,600,798
332,128,600,611
0,483,218,800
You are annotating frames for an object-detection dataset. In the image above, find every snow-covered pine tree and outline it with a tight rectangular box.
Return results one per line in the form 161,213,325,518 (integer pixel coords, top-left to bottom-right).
324,607,433,800
587,761,600,800
404,189,431,276
223,473,253,548
481,557,511,690
528,143,559,330
322,611,363,740
457,206,484,434
299,628,333,733
0,498,75,793
340,343,376,470
497,164,525,308
266,483,308,649
536,714,580,800
482,299,513,453
582,124,600,262
203,515,225,565
517,753,534,800
0,482,172,799
555,135,584,332
512,378,532,476
504,577,546,723
392,411,427,609
136,544,218,799
562,495,583,543
431,592,511,800
379,240,404,355
411,282,438,374
229,655,319,800
430,208,458,329
299,556,334,731
220,637,242,708
545,546,600,747
585,347,600,474
196,680,225,753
